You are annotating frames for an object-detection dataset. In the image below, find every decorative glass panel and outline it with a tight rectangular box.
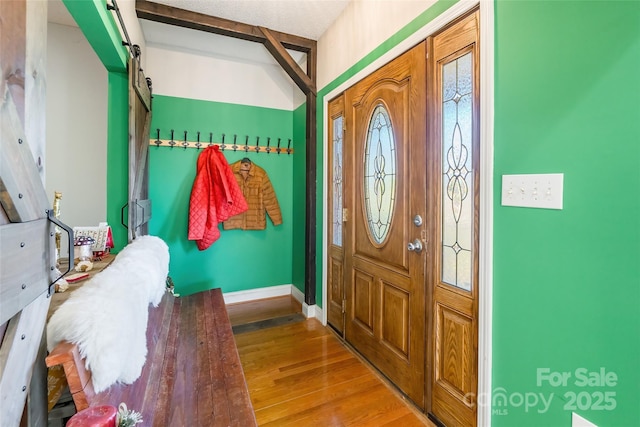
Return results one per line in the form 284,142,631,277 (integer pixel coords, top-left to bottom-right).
442,52,473,291
332,115,344,247
364,104,396,245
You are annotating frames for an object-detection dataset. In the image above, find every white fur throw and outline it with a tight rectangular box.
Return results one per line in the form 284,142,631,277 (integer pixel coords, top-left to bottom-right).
47,235,170,393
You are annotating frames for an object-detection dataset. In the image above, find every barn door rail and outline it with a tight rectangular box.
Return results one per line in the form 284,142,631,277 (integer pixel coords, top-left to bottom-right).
107,0,136,59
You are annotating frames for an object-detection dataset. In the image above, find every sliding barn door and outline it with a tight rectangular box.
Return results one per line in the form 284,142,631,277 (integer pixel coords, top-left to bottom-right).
428,11,480,427
0,1,56,424
127,56,152,240
343,42,427,408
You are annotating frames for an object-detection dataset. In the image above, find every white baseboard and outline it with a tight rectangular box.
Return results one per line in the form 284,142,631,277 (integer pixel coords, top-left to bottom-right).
302,303,314,318
222,284,294,305
291,286,304,304
303,303,323,323
222,285,324,323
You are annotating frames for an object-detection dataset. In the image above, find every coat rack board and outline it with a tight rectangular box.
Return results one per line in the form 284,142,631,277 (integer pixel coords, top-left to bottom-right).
148,130,294,155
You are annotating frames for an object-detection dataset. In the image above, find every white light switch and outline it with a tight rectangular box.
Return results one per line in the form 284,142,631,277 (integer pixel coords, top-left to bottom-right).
501,173,564,210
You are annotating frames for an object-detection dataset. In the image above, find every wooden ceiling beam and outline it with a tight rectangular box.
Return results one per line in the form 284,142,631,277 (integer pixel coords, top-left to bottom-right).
258,27,316,95
136,0,316,53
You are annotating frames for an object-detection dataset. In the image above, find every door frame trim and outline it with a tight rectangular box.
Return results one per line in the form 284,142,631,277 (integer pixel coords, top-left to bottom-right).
320,1,494,425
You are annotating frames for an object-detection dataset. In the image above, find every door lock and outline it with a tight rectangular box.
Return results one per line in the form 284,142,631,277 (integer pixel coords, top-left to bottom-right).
413,215,423,227
407,239,423,253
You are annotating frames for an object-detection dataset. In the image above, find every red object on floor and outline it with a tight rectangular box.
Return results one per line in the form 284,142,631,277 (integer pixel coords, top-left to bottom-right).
66,405,117,427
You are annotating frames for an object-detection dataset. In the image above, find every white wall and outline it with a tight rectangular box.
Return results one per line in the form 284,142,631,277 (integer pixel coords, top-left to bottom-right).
46,22,108,255
146,34,299,110
317,0,436,89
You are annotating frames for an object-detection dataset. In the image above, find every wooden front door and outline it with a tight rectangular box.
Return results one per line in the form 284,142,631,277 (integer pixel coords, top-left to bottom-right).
327,11,480,424
343,42,427,408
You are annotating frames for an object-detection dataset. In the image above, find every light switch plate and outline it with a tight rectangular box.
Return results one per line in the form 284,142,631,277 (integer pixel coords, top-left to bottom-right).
501,173,564,209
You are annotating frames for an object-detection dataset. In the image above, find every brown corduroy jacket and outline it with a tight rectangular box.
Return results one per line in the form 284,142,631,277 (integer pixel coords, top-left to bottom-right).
223,160,282,230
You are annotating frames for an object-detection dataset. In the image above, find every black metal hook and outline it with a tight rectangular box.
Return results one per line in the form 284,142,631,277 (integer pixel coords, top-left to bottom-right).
287,138,292,155
154,128,161,147
276,138,282,155
220,134,226,151
254,136,260,153
266,137,271,154
169,129,176,148
232,135,238,151
195,131,201,149
244,135,250,152
208,132,213,147
182,131,189,149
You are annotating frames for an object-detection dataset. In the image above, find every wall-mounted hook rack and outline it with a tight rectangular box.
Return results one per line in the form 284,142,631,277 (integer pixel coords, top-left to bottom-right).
148,129,295,154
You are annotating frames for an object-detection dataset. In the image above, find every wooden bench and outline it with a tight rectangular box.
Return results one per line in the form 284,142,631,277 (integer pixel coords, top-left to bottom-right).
45,288,257,426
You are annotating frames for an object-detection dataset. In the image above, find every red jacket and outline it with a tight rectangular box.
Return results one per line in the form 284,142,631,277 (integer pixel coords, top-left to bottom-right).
188,146,248,250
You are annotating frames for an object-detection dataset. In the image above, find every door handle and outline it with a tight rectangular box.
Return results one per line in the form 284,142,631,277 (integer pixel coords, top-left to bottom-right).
407,239,423,253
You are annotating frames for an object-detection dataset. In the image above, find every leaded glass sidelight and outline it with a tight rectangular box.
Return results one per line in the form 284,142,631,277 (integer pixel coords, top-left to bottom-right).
332,115,344,247
442,52,473,291
364,104,396,245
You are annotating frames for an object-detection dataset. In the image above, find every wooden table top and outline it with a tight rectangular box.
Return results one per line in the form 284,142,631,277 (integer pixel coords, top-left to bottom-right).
48,255,114,321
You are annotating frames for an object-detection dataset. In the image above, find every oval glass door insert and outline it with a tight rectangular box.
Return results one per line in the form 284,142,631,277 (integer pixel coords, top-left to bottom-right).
364,103,397,245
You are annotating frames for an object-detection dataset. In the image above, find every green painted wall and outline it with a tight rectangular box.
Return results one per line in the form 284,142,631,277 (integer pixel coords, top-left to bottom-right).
492,1,640,426
62,0,127,72
105,71,129,250
292,103,307,293
148,95,295,295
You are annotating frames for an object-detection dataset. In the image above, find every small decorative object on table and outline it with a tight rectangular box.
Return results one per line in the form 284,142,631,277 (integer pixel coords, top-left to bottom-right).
74,235,95,272
66,405,117,427
74,224,114,260
116,403,143,427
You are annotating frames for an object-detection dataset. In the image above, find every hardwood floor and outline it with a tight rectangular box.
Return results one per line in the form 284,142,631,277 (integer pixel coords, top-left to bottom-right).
229,296,433,426
227,295,302,326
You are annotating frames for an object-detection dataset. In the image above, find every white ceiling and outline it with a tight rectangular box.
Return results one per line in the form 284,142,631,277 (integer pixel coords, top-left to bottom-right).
148,0,350,41
48,0,349,67
140,19,307,66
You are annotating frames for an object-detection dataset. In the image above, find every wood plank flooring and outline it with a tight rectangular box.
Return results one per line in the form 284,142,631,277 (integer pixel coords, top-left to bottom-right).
229,296,433,426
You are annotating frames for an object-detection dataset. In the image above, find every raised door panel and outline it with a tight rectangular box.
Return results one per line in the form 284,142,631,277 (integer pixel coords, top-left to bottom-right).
434,303,474,397
381,282,410,358
352,268,375,333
